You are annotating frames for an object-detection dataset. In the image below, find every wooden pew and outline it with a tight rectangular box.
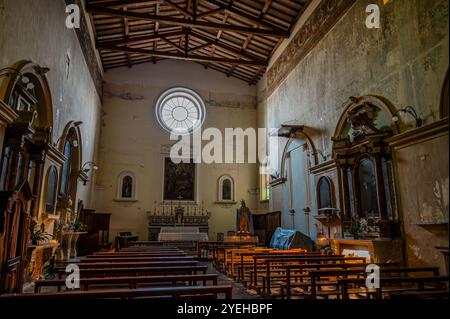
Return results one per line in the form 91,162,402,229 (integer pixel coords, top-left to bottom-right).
213,244,257,271
1,285,233,299
65,260,198,269
261,256,367,296
87,252,188,258
240,252,324,286
35,274,219,293
281,262,400,299
56,265,208,279
339,275,449,299
80,256,195,263
233,249,312,281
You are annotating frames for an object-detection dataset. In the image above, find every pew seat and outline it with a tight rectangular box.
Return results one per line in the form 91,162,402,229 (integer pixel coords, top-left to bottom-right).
1,285,233,299
35,274,219,292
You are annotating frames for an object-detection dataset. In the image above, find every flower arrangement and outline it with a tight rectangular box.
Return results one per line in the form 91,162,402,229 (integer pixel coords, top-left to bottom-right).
71,220,88,232
348,218,362,239
29,220,52,245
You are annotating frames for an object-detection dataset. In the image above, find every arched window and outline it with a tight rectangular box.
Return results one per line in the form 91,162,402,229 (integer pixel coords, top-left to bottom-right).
217,175,235,202
155,87,206,135
317,177,333,209
45,166,58,215
116,171,137,201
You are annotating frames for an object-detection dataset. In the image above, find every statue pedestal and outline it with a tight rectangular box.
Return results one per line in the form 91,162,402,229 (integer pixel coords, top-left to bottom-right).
57,231,87,261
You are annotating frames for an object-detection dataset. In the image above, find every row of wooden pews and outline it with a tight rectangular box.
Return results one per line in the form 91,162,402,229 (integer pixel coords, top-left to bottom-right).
211,245,449,300
0,245,233,300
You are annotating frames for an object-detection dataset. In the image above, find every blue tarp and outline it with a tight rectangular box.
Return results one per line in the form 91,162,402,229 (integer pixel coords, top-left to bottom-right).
269,227,315,251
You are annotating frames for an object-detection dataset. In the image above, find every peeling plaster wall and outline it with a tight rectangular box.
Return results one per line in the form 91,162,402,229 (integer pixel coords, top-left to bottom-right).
0,0,102,207
257,0,448,268
95,60,258,241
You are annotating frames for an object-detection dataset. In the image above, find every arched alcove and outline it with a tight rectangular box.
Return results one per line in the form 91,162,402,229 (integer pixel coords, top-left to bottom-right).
44,166,58,215
116,170,137,201
57,121,83,208
332,95,399,238
217,174,235,203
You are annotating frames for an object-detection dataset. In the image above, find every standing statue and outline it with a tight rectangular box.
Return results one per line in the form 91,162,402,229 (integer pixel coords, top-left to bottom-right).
236,200,254,236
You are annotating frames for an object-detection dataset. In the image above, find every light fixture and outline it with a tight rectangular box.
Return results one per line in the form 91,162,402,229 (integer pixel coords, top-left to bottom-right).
392,106,423,128
79,161,98,186
81,161,99,174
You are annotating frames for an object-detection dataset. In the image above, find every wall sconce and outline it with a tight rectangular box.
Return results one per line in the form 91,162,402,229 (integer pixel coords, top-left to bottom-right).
82,161,99,173
0,67,35,90
392,106,423,128
79,161,99,185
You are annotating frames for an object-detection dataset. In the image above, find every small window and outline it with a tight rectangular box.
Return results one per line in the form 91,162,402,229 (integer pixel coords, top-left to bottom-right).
116,171,137,201
45,166,58,215
217,175,235,202
260,166,270,202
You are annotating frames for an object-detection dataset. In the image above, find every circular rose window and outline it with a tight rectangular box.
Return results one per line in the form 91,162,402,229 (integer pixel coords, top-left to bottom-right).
155,87,206,134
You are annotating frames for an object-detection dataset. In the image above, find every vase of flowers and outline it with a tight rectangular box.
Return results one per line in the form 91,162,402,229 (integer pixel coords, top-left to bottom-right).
29,220,52,245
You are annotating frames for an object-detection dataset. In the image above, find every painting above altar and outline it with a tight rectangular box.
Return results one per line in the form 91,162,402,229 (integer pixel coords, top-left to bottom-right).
163,157,196,201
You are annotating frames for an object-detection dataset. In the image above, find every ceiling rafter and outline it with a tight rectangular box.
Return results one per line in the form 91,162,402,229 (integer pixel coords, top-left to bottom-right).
204,0,285,33
87,0,308,84
96,44,268,66
86,4,290,37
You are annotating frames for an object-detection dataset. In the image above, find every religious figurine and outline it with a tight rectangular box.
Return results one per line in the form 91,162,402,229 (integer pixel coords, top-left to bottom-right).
236,200,254,236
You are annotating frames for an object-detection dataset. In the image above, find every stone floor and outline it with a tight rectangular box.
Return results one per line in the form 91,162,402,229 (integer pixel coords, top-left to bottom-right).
205,262,261,299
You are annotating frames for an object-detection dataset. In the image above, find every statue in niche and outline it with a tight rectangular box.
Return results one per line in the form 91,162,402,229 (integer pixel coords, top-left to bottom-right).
121,176,133,198
222,179,232,200
236,200,254,236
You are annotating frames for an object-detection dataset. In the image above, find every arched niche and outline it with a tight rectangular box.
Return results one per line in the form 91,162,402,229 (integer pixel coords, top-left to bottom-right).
316,176,335,210
116,170,137,201
440,69,449,119
44,166,58,215
57,121,83,208
217,174,235,203
331,95,399,239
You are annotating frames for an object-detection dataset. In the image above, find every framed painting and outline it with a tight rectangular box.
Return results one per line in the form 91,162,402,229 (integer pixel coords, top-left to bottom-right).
163,157,196,201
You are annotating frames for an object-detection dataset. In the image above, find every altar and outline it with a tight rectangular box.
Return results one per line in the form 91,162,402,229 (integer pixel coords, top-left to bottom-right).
158,226,209,242
147,202,210,241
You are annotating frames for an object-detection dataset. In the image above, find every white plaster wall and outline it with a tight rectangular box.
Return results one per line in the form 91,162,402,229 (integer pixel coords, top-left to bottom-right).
95,60,259,241
0,0,102,208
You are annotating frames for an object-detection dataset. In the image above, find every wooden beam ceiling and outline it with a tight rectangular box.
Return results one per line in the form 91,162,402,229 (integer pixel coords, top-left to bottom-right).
87,0,310,84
